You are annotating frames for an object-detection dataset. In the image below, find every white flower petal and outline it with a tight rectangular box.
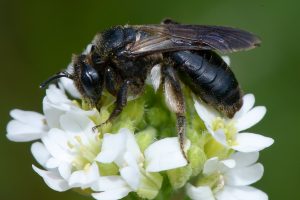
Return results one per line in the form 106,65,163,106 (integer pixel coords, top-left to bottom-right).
216,186,268,200
124,129,142,163
234,94,255,119
10,109,46,127
194,99,219,125
221,56,230,66
232,133,274,152
60,112,94,134
31,142,51,167
58,162,72,180
42,85,86,128
45,157,61,168
236,106,266,131
203,157,219,175
96,131,127,163
59,77,81,99
43,97,66,128
49,128,70,149
92,187,132,200
145,137,189,172
6,120,45,142
220,159,236,169
97,128,141,167
83,44,93,55
46,85,71,104
42,129,73,163
204,158,235,175
225,163,264,186
92,176,132,200
123,152,139,171
186,184,215,200
68,162,100,188
120,166,140,190
212,129,228,147
6,109,48,141
32,165,70,192
216,186,238,200
92,176,129,191
230,152,259,167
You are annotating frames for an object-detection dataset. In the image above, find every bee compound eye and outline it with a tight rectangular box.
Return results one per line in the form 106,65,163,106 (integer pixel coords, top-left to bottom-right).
81,63,102,98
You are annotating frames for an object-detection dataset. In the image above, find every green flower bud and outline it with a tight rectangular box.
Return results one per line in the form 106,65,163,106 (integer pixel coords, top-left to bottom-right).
112,97,145,132
204,136,232,159
137,171,163,199
188,145,207,176
136,127,157,152
167,165,192,189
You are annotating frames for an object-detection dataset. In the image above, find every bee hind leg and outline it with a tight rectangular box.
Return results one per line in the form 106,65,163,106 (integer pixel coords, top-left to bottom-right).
162,64,189,162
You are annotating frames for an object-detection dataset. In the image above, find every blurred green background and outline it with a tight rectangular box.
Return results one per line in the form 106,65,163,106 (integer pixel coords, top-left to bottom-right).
0,0,299,199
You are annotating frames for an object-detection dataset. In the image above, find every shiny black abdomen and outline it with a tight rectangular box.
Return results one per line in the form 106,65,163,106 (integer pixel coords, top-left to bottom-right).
170,50,242,117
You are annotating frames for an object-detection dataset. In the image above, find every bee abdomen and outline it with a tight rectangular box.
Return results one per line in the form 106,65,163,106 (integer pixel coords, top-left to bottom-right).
170,50,242,117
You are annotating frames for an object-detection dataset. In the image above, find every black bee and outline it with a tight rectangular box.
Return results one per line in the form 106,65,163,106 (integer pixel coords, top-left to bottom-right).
41,19,261,160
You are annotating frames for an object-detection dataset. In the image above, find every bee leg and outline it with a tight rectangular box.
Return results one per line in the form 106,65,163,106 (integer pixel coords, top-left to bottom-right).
106,80,130,122
104,66,119,96
93,80,130,132
162,65,188,162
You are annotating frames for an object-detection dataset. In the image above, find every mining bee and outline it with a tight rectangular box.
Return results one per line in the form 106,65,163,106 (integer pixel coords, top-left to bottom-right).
41,19,261,160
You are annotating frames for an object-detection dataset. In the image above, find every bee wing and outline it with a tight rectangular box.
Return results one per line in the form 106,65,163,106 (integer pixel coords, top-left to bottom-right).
127,24,261,56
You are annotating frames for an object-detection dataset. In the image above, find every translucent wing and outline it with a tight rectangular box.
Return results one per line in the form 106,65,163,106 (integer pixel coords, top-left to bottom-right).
127,24,261,56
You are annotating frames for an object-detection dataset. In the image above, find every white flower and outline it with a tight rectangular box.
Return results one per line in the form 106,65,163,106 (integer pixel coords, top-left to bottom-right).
7,81,190,199
93,128,188,199
92,176,133,200
144,137,190,172
43,84,97,128
32,111,102,191
6,48,273,200
186,152,268,200
6,109,48,142
194,94,274,152
6,83,95,142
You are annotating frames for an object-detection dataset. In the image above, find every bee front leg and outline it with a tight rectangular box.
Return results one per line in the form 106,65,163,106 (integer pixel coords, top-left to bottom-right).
108,80,130,121
104,66,119,96
93,80,130,131
162,65,188,162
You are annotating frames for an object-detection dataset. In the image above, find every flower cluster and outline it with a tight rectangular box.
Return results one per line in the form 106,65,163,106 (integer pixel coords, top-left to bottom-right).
6,56,273,200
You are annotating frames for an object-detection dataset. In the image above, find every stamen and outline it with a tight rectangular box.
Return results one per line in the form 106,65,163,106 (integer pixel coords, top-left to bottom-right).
212,117,238,145
68,135,100,171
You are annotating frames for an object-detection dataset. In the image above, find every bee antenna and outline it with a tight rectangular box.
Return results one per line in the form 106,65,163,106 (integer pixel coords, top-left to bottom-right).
40,71,73,89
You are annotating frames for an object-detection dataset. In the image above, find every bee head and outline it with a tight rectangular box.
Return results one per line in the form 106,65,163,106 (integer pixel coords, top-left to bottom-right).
40,44,106,107
72,54,104,106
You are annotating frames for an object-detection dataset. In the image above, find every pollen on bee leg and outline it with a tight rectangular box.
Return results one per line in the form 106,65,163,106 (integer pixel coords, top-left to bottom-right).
150,64,162,92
